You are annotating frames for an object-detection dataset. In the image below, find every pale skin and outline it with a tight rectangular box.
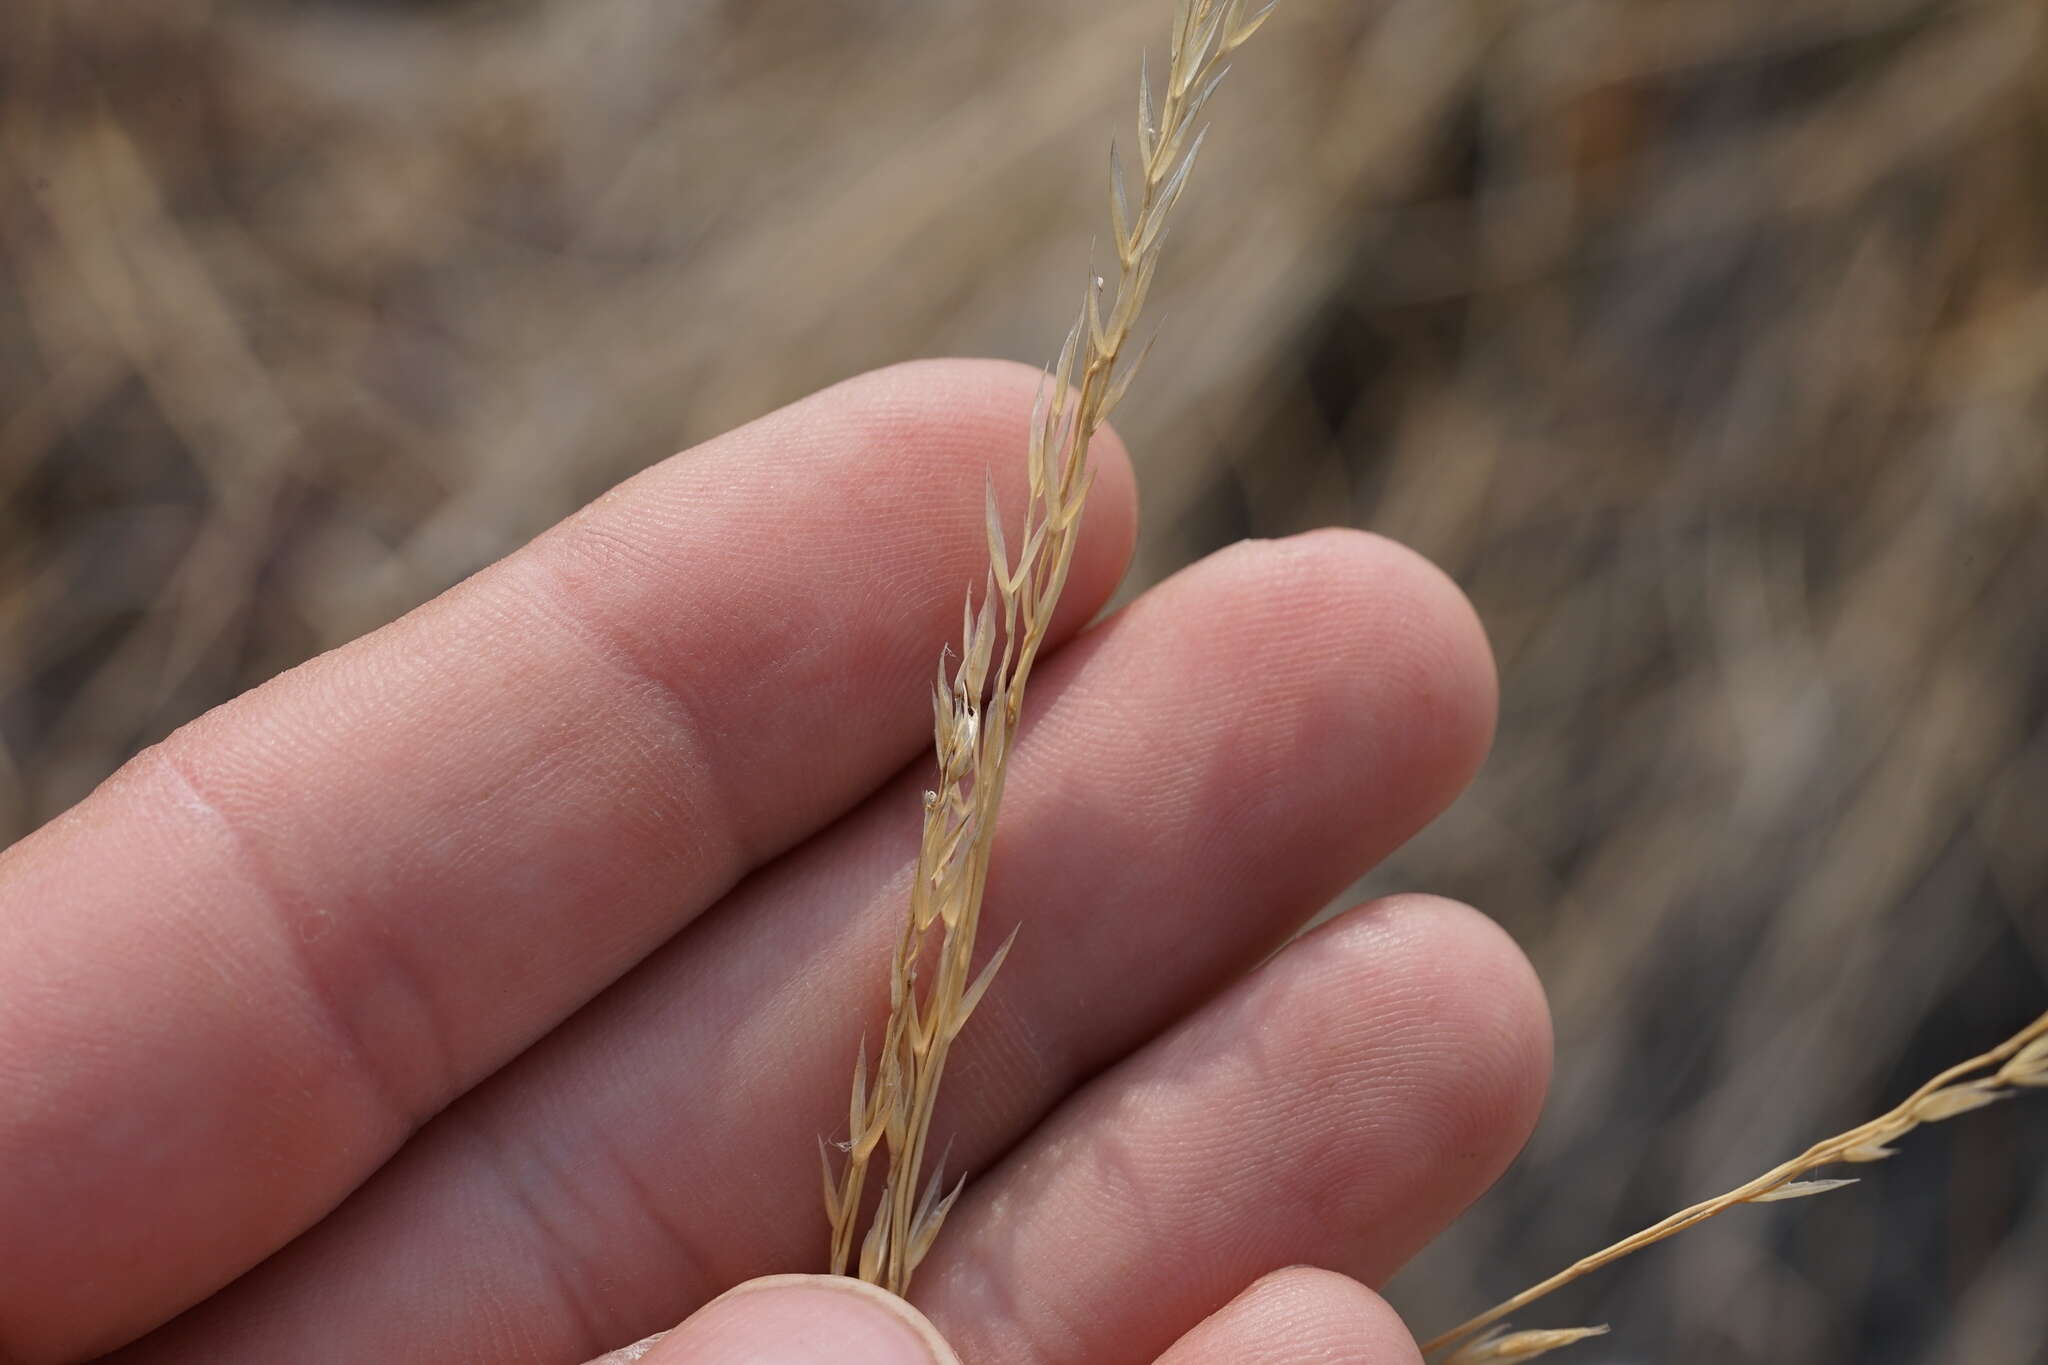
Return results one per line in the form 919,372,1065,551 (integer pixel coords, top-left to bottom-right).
0,359,1550,1365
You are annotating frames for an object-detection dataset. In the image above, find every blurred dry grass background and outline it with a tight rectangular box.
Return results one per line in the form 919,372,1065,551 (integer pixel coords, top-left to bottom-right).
3,0,2045,1361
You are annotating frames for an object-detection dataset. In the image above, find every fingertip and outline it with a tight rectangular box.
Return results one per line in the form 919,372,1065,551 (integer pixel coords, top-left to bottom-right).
1273,528,1499,800
1154,1266,1422,1364
1156,529,1498,860
823,357,1141,618
1317,893,1553,1197
617,1276,959,1365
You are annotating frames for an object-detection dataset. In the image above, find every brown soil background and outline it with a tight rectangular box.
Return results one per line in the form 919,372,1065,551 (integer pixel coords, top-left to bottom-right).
3,2,2045,1361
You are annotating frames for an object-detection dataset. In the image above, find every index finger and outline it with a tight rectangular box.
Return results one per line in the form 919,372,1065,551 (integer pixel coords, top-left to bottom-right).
0,359,1136,1362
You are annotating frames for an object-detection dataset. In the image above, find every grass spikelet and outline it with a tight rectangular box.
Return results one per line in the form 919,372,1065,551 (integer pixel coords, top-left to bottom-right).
822,0,1273,1295
1423,1008,2048,1361
1443,1325,1611,1363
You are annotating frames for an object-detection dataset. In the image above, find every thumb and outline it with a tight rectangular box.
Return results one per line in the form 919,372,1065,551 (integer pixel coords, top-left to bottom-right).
588,1275,961,1365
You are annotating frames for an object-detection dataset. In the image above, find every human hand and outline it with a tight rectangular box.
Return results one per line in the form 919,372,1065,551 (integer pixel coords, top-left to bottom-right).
0,360,1547,1364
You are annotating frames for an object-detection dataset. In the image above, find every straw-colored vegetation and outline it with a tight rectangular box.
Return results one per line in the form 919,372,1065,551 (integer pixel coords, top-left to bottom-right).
822,0,1276,1294
1432,1011,2048,1360
7,1,2045,1359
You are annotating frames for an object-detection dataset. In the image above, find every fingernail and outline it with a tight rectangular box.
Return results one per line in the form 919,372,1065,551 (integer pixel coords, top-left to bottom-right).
618,1274,958,1365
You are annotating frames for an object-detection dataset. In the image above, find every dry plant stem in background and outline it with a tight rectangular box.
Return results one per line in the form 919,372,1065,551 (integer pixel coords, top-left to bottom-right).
1428,1010,2048,1363
821,0,1277,1296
